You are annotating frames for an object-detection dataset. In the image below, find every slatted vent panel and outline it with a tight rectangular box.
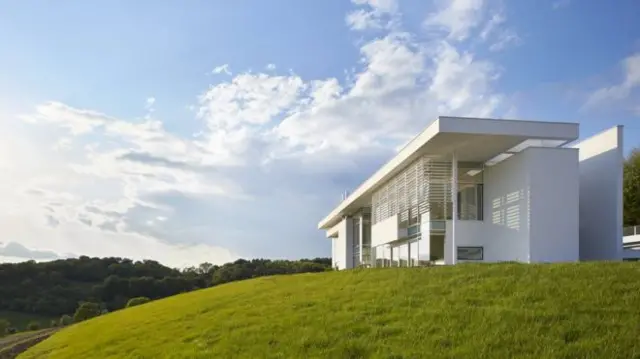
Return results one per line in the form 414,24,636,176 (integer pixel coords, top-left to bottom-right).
372,155,453,225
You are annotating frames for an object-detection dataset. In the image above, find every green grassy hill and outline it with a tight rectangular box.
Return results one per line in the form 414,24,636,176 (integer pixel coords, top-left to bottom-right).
20,263,640,359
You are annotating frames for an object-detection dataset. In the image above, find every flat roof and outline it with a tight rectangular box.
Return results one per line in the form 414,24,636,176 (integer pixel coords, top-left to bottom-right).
318,116,579,230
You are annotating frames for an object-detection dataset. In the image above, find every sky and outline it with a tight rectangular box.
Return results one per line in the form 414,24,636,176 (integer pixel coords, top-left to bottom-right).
0,0,639,268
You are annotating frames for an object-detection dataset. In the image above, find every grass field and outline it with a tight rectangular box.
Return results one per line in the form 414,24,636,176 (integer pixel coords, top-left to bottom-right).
20,262,640,358
0,312,54,332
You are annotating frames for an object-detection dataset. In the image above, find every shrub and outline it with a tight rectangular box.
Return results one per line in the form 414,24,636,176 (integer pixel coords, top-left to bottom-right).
0,319,9,337
50,319,59,327
6,327,17,335
59,314,73,326
126,297,151,308
26,321,40,331
73,302,102,322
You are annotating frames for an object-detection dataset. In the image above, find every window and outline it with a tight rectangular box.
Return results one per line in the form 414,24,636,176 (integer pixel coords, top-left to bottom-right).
457,246,483,260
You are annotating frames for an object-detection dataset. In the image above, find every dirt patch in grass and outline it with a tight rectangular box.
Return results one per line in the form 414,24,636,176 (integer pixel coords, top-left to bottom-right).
0,329,58,359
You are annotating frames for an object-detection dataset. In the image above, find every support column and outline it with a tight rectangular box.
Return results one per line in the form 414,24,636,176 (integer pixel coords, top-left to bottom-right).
358,213,364,265
451,152,458,265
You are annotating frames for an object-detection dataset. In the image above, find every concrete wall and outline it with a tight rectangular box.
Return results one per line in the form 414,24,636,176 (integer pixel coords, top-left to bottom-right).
445,147,580,264
371,214,399,247
331,218,354,270
528,148,580,262
481,150,532,262
571,126,624,261
444,220,486,264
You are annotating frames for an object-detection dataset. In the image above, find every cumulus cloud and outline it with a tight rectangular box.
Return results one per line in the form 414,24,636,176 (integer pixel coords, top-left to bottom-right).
4,0,517,265
584,53,640,111
0,242,62,260
424,0,485,41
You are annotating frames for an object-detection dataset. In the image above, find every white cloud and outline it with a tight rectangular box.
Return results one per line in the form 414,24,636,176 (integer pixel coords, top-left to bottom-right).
479,12,504,40
212,64,232,75
424,0,485,41
21,101,111,135
265,63,276,71
584,53,640,110
4,0,515,266
488,29,521,52
346,0,399,31
145,97,156,109
53,137,72,151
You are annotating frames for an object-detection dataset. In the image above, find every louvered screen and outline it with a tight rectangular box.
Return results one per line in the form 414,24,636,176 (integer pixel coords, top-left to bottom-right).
372,155,454,225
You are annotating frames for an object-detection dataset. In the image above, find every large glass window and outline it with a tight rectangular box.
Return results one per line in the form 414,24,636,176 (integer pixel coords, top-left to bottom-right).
352,217,360,267
361,213,372,266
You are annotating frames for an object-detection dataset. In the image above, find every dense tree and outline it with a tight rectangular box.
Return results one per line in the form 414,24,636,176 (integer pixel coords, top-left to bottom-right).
59,315,73,327
0,319,9,337
126,297,150,308
0,256,331,324
73,302,101,322
624,149,640,226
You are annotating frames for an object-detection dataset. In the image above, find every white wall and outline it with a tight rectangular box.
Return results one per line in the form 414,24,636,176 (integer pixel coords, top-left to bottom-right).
331,218,354,270
528,148,580,262
444,221,486,264
443,147,581,264
371,214,399,247
481,150,532,262
571,126,624,261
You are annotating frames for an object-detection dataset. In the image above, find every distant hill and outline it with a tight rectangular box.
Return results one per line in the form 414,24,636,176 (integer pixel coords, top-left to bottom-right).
21,262,640,358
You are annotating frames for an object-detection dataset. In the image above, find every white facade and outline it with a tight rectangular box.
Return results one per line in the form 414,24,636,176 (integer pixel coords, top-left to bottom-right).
319,116,624,269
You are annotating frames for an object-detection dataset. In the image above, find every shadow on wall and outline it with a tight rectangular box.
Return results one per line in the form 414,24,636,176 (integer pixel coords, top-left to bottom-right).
577,146,622,260
485,186,529,262
491,189,525,231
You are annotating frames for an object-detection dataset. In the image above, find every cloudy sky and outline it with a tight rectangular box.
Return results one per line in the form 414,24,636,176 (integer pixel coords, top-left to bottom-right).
0,0,639,267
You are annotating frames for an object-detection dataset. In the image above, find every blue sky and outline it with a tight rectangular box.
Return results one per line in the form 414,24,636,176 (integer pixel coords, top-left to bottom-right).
0,0,639,267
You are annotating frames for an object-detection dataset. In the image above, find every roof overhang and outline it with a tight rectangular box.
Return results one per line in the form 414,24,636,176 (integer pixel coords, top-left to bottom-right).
318,116,579,230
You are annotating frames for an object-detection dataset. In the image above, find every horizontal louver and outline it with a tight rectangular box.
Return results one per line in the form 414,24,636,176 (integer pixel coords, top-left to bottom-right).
372,156,454,225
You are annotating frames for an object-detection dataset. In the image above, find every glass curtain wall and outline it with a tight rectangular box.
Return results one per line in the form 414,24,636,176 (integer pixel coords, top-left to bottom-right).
352,217,360,268
361,213,372,266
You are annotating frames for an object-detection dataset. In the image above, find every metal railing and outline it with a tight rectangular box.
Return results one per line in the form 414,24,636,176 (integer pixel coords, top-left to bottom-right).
623,226,640,237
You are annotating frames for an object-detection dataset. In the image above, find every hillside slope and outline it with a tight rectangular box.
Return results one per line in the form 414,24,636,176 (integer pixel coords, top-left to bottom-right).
21,263,640,359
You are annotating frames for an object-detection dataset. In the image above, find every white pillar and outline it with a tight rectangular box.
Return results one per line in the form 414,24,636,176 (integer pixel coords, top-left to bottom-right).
451,152,458,265
358,213,364,265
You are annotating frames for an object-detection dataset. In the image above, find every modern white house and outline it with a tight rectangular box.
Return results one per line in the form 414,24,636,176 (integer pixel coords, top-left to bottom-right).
318,116,625,269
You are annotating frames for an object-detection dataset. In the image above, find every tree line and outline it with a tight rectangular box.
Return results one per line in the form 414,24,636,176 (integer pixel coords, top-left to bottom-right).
624,148,640,227
0,256,331,322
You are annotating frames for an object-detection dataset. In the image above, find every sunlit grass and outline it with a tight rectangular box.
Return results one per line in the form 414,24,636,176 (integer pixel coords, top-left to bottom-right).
21,262,640,358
